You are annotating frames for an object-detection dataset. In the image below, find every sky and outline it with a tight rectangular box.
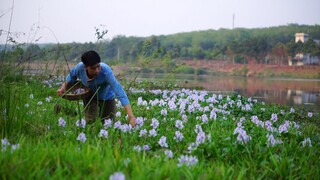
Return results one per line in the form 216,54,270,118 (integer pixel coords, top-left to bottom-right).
0,0,320,44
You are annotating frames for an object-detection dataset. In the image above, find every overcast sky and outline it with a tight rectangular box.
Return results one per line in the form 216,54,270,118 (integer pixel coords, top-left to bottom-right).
1,0,320,44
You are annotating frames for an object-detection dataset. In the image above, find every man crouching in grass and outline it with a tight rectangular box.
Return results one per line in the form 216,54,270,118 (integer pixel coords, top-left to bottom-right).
57,50,136,126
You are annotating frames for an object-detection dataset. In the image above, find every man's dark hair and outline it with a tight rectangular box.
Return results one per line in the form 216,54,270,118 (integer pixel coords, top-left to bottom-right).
81,50,101,66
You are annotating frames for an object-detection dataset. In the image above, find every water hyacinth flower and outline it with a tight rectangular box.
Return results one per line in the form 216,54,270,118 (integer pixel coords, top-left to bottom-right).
187,142,197,153
114,121,122,129
135,117,144,127
164,149,173,158
116,111,121,117
103,119,113,129
290,107,295,113
307,112,313,118
270,113,278,122
139,129,147,137
158,136,168,148
133,145,142,152
302,138,312,147
149,129,157,137
161,108,167,116
25,103,29,108
143,145,150,151
58,117,66,127
194,124,203,134
37,101,43,106
11,144,20,153
266,134,283,147
45,96,52,102
76,118,86,128
278,121,290,133
109,172,125,180
174,131,184,142
1,138,10,152
196,131,206,146
203,113,210,122
234,127,251,144
120,124,132,133
137,97,147,106
177,155,198,167
29,94,34,99
77,132,87,143
181,114,188,122
175,120,184,130
98,129,108,139
151,118,159,129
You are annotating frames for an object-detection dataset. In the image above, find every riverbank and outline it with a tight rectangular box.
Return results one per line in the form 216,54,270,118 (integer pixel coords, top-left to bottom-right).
180,60,320,79
16,60,320,79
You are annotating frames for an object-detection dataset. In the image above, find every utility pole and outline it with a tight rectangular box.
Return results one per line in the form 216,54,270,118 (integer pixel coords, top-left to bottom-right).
232,14,235,29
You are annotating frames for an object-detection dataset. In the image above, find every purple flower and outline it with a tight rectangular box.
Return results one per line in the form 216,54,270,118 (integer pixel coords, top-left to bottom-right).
278,121,290,133
135,117,145,127
161,109,167,116
103,119,113,129
158,136,168,148
98,129,108,139
143,145,150,151
174,131,184,142
149,129,157,137
307,112,313,118
139,129,147,137
151,118,159,129
11,144,20,152
175,120,184,130
270,113,278,122
133,145,142,152
194,124,203,134
196,131,206,145
1,138,10,152
302,138,312,147
266,134,283,147
77,132,86,143
164,149,173,158
76,118,86,128
58,117,66,127
177,155,198,167
114,121,122,129
120,124,132,133
109,172,125,180
201,114,209,124
290,107,295,113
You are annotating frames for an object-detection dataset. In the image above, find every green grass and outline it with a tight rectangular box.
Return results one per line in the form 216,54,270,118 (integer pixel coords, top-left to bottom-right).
1,75,319,179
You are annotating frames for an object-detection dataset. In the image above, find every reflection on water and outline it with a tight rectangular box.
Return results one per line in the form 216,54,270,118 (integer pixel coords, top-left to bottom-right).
136,73,320,112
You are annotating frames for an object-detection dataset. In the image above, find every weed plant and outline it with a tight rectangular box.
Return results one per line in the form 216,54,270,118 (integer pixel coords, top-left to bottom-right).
0,73,319,179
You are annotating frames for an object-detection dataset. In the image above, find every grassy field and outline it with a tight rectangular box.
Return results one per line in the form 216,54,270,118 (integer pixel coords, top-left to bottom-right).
0,67,320,179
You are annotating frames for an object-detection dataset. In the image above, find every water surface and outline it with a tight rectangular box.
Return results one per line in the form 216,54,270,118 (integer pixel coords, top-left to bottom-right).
136,73,320,112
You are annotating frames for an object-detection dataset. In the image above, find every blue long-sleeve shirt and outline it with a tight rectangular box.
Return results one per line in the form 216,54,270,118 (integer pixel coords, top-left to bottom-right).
66,62,130,106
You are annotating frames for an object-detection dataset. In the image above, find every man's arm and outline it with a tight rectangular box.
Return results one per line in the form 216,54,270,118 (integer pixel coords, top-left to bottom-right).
57,82,67,96
124,104,136,126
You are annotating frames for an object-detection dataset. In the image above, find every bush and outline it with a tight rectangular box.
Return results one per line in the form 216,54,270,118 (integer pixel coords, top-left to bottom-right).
175,65,195,74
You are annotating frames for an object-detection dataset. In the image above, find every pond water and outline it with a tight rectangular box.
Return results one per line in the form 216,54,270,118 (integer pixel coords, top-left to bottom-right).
135,73,320,113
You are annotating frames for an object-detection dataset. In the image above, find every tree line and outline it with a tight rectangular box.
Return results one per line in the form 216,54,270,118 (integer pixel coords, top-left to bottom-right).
1,24,320,66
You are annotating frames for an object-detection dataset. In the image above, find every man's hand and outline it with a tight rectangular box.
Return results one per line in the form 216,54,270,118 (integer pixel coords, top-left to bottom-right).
129,116,136,127
57,82,67,96
57,88,65,96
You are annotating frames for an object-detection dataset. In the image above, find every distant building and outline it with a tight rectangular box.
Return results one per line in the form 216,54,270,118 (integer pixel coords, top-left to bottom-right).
289,33,319,66
295,33,309,43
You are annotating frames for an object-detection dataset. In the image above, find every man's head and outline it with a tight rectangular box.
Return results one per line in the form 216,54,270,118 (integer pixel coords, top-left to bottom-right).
81,50,101,78
81,50,101,66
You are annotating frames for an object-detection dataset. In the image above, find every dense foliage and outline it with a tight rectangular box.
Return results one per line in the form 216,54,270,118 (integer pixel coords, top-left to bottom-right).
0,75,319,179
1,24,320,65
